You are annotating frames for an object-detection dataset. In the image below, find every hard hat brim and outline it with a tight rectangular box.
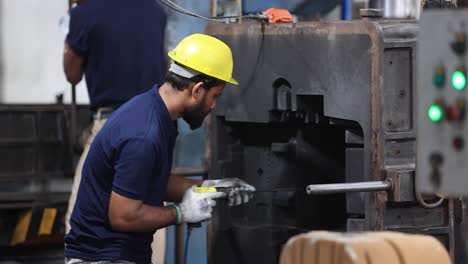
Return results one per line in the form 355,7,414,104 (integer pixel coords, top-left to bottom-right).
168,51,239,85
227,77,239,85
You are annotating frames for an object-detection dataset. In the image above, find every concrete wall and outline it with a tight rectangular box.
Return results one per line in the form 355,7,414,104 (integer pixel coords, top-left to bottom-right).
0,0,89,104
0,0,211,105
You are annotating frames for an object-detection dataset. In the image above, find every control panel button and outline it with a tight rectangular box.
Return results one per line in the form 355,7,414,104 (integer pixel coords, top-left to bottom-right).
453,136,464,151
451,33,466,56
434,66,445,88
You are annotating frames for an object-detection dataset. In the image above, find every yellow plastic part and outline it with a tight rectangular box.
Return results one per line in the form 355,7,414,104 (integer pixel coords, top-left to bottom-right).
38,208,57,236
168,33,238,85
11,210,32,246
193,186,218,193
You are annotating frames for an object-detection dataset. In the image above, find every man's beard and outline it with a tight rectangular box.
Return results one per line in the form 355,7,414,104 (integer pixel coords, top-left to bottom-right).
182,100,207,130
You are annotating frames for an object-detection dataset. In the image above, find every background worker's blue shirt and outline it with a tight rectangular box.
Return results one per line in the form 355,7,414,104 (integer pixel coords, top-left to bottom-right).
65,87,178,263
67,0,167,110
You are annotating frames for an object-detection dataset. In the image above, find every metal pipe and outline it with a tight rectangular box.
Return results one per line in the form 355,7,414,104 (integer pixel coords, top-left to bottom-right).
175,224,185,264
236,0,242,23
342,0,352,20
306,180,393,195
211,0,217,17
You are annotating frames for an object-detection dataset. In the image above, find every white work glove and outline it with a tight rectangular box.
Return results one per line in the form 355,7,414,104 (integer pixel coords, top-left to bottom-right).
177,186,225,223
202,178,256,206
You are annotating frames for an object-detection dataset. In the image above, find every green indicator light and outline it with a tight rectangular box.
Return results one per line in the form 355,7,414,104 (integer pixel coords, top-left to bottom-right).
452,70,466,91
434,66,445,88
428,104,443,122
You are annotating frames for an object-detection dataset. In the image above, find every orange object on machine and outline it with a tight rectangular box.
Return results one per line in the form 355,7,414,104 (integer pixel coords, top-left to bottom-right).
263,8,293,23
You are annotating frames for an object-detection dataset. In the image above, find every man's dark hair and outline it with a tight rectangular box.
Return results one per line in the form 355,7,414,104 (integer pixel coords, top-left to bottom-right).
165,71,224,91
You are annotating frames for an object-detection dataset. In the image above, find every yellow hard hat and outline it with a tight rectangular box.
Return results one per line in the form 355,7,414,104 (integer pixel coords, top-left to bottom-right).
168,33,238,85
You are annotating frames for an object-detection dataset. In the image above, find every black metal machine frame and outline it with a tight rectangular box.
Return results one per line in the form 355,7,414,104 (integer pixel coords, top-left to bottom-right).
205,16,464,264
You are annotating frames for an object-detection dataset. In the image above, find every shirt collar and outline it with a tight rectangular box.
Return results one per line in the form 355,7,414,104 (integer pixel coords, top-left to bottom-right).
153,85,178,136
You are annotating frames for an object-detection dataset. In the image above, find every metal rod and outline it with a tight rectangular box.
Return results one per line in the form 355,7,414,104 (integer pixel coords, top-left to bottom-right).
211,0,217,17
236,0,242,23
67,1,78,152
254,188,300,193
70,84,77,150
306,180,393,195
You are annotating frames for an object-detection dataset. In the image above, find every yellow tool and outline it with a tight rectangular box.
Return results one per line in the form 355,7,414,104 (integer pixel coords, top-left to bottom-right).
193,186,219,193
194,186,299,194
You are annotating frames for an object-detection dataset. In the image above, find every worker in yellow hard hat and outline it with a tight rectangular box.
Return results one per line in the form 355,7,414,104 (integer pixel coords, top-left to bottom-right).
64,33,255,264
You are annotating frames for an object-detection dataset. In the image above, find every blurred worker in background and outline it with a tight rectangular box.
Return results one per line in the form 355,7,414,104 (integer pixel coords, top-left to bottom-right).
64,33,255,263
62,0,167,234
62,0,168,262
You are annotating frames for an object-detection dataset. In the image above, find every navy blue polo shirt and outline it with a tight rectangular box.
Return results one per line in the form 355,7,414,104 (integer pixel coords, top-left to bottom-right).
65,86,178,263
67,0,167,110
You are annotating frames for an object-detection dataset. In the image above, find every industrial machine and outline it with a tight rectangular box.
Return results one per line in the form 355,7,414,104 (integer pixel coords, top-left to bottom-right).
205,11,465,264
2,3,467,263
416,9,468,196
0,104,90,258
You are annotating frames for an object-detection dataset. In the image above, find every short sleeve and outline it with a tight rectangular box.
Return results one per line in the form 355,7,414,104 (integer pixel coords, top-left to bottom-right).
112,138,159,200
66,7,92,58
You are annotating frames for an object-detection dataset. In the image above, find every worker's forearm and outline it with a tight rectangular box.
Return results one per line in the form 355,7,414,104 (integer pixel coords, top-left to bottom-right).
110,202,176,232
164,175,203,202
63,42,84,85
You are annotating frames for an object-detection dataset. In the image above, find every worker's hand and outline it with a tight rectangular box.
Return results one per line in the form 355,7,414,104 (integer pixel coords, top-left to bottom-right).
202,178,256,206
178,186,225,223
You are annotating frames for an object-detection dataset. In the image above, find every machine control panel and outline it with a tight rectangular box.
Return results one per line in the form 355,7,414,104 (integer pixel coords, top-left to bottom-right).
417,10,468,195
